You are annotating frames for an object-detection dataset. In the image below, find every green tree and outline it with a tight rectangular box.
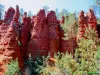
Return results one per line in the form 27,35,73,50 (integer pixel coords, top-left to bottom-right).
74,26,100,75
61,13,77,40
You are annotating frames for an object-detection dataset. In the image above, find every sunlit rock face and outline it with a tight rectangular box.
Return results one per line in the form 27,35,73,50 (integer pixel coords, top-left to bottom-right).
4,7,15,24
0,25,24,74
20,12,31,59
27,9,49,59
77,10,86,41
0,23,9,75
0,7,15,43
86,9,97,30
0,5,24,74
47,11,60,57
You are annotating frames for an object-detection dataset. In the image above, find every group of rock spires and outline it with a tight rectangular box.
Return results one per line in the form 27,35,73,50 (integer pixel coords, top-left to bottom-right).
77,9,97,41
0,5,98,74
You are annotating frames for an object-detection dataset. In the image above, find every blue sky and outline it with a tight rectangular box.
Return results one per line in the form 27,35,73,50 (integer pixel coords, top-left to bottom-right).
0,0,94,14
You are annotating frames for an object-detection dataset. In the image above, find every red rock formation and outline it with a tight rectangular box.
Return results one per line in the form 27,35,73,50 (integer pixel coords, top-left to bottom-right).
30,15,36,29
86,9,97,30
4,7,15,24
0,23,9,75
0,7,15,45
0,24,8,41
2,22,23,67
27,9,49,59
0,7,15,44
0,5,24,74
20,12,31,59
13,5,20,22
59,16,65,53
77,10,86,41
0,7,15,42
47,11,60,57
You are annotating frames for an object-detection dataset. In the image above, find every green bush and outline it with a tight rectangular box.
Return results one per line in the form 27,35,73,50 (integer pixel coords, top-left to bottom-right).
4,59,22,75
24,54,46,75
39,52,78,75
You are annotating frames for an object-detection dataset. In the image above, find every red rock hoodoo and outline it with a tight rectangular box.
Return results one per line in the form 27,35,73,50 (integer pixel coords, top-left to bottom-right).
47,11,60,57
27,9,49,58
0,5,23,75
77,10,86,41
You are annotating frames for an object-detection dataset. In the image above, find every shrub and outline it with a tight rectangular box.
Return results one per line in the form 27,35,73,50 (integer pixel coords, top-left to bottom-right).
40,52,79,75
24,54,46,75
4,59,22,75
39,26,100,75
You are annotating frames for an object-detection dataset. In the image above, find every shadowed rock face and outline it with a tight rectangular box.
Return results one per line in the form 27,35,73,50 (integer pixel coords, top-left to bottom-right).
27,9,49,58
47,11,60,57
97,24,100,38
20,12,31,59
